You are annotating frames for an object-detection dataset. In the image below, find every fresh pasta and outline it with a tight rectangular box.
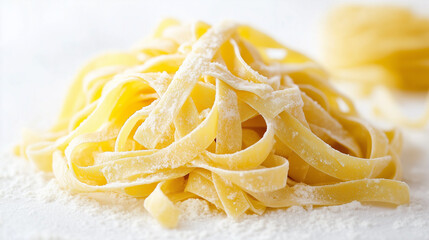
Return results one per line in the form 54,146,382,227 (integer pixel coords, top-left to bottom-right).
323,5,429,127
16,19,409,228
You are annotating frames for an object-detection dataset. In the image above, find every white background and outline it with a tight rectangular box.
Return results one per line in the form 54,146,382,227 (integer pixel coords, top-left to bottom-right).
1,0,429,239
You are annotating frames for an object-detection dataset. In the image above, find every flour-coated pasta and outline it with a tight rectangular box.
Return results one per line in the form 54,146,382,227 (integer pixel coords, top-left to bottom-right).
16,19,409,228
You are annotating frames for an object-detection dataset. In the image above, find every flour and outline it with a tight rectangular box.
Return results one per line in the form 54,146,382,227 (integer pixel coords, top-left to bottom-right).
176,198,219,220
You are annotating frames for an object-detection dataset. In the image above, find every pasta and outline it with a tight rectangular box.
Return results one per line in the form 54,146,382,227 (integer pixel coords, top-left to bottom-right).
323,5,429,127
16,19,409,228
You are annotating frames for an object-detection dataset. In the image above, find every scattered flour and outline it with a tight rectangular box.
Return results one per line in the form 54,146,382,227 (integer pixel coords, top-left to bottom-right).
176,198,219,221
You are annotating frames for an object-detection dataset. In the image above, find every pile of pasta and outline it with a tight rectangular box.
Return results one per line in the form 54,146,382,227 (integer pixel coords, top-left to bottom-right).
323,5,429,127
16,19,409,228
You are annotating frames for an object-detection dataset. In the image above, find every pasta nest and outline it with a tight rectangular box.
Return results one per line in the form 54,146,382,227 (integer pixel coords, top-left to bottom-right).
17,19,409,228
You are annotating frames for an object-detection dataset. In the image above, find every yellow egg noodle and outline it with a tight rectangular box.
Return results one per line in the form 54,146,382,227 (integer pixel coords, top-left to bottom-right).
323,5,429,127
16,19,409,228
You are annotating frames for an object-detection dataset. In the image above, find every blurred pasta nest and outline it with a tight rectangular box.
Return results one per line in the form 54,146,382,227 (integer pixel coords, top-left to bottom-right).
323,5,429,91
17,19,409,228
323,5,429,127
